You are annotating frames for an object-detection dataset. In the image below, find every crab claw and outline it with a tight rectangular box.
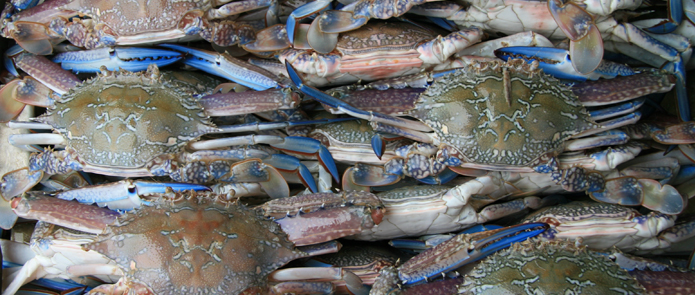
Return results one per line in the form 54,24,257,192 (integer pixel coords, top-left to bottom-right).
11,193,120,234
651,122,695,144
5,21,57,55
159,44,281,91
286,62,432,132
263,153,318,193
8,49,80,94
243,24,292,53
286,0,332,44
494,47,635,81
590,177,685,214
0,79,30,122
369,133,405,160
643,0,683,34
348,163,403,188
547,0,603,74
55,179,210,210
270,136,339,184
395,222,549,285
1,167,43,201
52,47,183,73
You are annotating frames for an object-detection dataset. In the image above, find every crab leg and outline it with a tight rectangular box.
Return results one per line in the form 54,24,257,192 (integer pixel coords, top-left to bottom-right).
0,0,76,55
1,47,183,121
11,194,119,234
370,222,548,292
495,46,636,81
189,135,338,185
198,88,300,116
0,76,54,122
51,47,183,73
54,180,209,210
9,49,79,94
159,44,282,90
269,267,368,295
286,63,432,133
257,191,385,246
642,0,685,34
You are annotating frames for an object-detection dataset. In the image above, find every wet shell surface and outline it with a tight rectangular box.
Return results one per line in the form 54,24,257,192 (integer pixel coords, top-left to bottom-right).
459,239,646,294
85,192,306,294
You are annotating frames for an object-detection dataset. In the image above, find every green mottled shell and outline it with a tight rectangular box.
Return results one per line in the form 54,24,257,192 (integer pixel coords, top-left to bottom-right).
87,192,306,294
408,60,598,168
311,119,379,145
459,240,646,294
37,68,218,168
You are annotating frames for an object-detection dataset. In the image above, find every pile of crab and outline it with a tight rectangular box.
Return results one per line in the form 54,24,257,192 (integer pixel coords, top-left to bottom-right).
1,0,695,294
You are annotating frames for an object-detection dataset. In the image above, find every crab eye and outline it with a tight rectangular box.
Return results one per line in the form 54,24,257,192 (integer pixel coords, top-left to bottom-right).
128,186,137,194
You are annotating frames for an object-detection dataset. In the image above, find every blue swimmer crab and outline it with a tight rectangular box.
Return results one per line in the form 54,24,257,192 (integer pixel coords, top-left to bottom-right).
245,20,485,87
0,0,280,55
4,183,386,294
0,50,338,206
457,239,668,294
281,0,692,121
520,201,695,253
290,58,680,202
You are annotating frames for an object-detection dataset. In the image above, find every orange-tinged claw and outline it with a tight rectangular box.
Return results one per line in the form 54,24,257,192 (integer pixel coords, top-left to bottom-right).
13,76,54,107
0,80,27,122
652,122,695,144
11,22,55,55
569,25,603,74
317,10,366,34
639,179,685,215
307,19,339,55
1,168,43,201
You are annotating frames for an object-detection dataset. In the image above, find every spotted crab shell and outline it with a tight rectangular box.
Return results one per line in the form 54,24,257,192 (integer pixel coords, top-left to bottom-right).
59,0,209,38
85,192,307,294
409,59,599,168
35,66,218,169
459,239,647,294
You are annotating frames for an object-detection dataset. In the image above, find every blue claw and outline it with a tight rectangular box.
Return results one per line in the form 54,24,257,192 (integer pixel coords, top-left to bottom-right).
667,58,690,121
159,44,281,91
495,46,636,81
286,0,332,44
287,62,431,132
11,0,41,10
263,154,318,193
644,0,683,34
371,134,385,160
398,222,549,285
418,169,459,185
270,136,340,183
56,180,209,210
52,47,183,73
